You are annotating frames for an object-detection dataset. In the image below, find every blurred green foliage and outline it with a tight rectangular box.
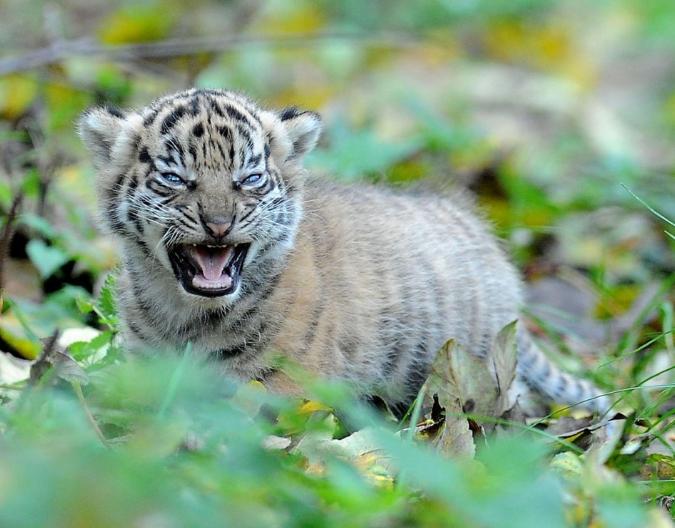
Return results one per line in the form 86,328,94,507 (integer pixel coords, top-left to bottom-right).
0,0,673,526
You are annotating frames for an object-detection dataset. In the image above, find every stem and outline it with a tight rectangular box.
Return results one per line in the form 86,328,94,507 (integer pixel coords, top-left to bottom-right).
71,381,107,446
0,193,23,293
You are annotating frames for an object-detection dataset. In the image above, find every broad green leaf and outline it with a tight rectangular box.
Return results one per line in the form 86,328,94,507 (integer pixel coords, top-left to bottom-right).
19,213,58,239
25,239,69,279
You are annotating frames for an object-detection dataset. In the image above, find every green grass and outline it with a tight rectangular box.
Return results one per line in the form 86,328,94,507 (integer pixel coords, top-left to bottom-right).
0,275,672,526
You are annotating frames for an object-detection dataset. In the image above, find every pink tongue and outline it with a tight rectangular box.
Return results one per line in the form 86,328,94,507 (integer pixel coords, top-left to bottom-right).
191,246,233,280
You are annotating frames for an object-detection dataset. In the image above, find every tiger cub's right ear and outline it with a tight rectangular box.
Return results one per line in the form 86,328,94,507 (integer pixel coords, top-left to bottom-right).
78,106,140,169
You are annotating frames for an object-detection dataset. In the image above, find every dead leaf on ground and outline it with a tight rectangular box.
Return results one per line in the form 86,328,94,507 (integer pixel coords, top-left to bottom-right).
0,350,31,386
412,321,521,458
262,435,292,451
293,425,397,482
419,339,476,458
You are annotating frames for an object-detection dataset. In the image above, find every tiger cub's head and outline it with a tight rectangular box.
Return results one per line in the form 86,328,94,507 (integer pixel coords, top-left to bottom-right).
79,89,321,301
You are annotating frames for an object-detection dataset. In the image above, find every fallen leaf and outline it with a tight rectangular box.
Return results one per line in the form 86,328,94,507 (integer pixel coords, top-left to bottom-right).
419,339,476,458
550,451,583,480
491,320,519,416
641,454,675,480
294,426,397,479
262,435,292,451
585,415,626,464
0,350,31,385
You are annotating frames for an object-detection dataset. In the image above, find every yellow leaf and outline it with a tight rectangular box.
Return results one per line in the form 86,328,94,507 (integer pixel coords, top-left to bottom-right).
0,75,38,120
258,4,325,35
550,452,583,481
269,85,334,112
366,473,394,490
99,5,174,45
298,400,332,415
0,310,41,359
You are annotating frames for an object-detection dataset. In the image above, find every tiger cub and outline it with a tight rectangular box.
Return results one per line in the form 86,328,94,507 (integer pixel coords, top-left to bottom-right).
79,88,607,414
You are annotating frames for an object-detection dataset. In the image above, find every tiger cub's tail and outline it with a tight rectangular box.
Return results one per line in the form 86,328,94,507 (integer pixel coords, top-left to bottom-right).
517,329,610,414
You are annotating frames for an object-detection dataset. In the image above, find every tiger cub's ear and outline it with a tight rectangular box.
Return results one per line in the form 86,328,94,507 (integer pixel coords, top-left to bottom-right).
279,107,321,160
78,106,140,169
261,107,321,164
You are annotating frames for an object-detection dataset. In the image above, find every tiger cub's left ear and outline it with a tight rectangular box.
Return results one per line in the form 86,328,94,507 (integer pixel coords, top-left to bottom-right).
279,107,321,160
262,107,321,163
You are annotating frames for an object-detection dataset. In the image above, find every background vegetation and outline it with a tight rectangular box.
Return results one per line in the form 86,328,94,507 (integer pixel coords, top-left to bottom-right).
0,0,673,526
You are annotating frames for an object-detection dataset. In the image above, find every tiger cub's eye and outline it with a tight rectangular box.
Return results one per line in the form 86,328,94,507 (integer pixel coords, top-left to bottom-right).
241,173,265,187
160,172,185,185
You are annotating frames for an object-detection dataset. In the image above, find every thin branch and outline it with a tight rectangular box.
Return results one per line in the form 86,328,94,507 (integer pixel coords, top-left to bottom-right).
0,32,421,76
0,193,24,293
72,380,108,446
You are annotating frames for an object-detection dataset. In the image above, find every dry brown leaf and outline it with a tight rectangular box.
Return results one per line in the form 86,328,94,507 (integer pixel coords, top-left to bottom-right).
433,410,476,458
584,415,626,464
419,339,476,458
491,320,519,416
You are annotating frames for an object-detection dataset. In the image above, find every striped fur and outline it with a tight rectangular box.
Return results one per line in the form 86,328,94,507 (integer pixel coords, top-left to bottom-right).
79,88,608,414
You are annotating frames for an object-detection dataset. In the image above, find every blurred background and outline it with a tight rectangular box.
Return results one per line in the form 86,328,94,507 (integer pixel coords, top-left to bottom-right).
0,0,673,375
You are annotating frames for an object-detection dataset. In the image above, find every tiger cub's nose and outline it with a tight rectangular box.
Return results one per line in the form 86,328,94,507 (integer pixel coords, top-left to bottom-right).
203,217,231,239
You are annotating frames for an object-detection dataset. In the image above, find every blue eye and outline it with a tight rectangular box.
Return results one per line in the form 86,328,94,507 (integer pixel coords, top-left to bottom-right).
241,173,264,186
160,172,184,185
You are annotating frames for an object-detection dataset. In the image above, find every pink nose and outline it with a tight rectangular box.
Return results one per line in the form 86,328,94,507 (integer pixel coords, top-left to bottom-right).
206,220,230,238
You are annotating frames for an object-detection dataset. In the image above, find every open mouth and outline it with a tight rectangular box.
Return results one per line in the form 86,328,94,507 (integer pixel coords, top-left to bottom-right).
167,243,250,297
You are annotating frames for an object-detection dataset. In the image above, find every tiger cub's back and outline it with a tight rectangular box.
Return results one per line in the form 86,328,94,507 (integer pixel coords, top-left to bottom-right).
272,180,523,406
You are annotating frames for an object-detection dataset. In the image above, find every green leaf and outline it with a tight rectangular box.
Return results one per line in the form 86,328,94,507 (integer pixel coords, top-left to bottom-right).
25,239,69,278
95,272,118,329
0,180,12,210
67,330,112,362
19,213,59,239
75,296,94,315
21,168,41,198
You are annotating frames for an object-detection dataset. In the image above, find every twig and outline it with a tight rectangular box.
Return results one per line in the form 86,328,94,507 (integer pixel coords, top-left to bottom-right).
0,32,421,76
29,330,61,384
72,380,108,446
0,193,24,293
